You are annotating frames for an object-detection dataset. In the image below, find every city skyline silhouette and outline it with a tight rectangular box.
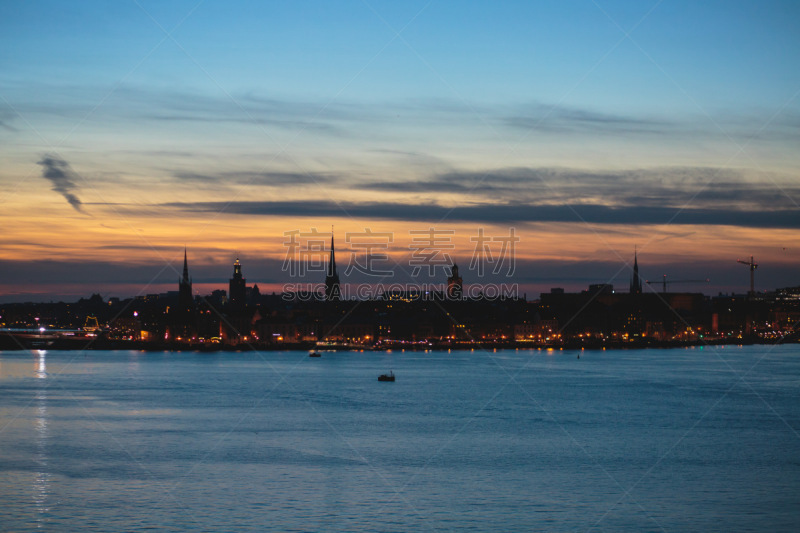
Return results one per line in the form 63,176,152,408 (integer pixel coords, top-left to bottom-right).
1,2,799,302
2,4,800,531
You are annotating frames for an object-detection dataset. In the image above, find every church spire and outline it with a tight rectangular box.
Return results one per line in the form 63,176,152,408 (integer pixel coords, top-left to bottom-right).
325,226,341,301
177,247,194,315
630,246,642,294
327,226,337,277
182,247,190,284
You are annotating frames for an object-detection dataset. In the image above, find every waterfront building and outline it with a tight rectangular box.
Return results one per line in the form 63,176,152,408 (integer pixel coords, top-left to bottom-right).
229,258,247,316
447,263,463,299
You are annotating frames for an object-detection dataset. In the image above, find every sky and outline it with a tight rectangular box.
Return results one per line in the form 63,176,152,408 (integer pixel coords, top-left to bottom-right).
1,0,799,302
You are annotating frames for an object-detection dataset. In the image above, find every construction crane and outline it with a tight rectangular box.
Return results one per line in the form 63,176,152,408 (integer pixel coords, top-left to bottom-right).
737,255,758,296
646,275,710,293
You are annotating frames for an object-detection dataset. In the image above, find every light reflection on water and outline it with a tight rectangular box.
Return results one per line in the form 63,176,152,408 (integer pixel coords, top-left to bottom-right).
0,346,798,531
34,350,50,529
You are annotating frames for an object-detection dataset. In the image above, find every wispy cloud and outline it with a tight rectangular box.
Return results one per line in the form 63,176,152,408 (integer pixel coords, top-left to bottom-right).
502,103,671,135
358,166,800,211
161,199,800,229
101,86,361,136
36,155,86,213
8,83,798,150
172,170,337,186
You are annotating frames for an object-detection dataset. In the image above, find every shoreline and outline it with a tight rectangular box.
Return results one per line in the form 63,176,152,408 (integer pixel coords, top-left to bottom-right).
1,332,795,353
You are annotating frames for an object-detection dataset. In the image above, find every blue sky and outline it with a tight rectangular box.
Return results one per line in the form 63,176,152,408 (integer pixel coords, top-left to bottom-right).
5,1,798,105
1,0,799,300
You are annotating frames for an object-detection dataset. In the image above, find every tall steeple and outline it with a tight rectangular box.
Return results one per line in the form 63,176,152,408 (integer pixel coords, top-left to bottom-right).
327,229,337,277
178,247,194,314
325,227,341,301
630,247,642,294
182,247,190,285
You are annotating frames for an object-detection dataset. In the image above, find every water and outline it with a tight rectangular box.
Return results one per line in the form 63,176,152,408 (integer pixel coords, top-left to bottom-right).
1,346,799,532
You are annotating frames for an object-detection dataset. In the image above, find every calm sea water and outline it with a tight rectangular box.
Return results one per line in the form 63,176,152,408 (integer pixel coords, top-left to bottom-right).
1,346,799,532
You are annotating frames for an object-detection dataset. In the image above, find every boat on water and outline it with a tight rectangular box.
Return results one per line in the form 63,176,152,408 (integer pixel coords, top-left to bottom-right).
378,371,395,382
309,351,321,357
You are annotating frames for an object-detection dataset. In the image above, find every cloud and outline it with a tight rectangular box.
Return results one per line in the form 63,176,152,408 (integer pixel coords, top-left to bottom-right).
360,167,550,196
503,103,671,135
358,166,800,211
172,170,336,186
146,113,342,135
112,87,360,136
162,199,800,229
36,155,86,213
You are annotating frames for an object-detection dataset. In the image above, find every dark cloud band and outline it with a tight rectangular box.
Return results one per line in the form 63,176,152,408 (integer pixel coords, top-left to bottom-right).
162,199,800,229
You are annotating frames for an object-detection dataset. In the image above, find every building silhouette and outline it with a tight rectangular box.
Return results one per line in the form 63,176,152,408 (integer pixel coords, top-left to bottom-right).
5,229,799,350
447,263,463,299
630,248,642,294
178,248,193,312
170,248,196,339
229,258,246,315
325,230,341,301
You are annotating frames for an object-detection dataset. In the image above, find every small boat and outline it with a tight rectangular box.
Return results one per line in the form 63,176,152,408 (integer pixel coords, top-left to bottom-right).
309,351,321,357
378,371,395,382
